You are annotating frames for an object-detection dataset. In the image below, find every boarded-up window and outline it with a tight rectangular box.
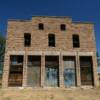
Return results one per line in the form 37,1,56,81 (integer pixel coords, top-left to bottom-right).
63,56,76,87
27,56,41,87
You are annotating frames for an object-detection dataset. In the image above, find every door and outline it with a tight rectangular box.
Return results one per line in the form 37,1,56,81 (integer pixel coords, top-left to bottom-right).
80,56,94,85
45,56,59,87
27,56,41,87
45,66,59,87
63,56,76,87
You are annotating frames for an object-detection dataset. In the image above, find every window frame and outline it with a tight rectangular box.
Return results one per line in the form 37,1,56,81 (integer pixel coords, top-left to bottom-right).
38,23,44,30
72,34,80,48
24,33,31,47
48,34,55,47
60,24,66,31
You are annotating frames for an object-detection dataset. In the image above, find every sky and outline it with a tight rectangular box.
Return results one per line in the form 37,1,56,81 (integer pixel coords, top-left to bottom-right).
0,0,100,53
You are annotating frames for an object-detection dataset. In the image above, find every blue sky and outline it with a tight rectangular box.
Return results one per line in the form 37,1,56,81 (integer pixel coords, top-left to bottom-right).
0,0,100,53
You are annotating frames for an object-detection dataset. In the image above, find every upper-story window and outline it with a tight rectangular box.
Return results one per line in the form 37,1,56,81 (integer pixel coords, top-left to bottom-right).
39,23,44,30
73,34,80,48
24,33,31,47
60,24,66,31
48,34,55,47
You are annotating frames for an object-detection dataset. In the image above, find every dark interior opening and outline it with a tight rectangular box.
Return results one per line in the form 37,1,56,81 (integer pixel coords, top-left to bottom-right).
80,56,94,85
24,33,31,47
60,24,66,31
73,34,80,48
48,34,55,47
39,23,44,30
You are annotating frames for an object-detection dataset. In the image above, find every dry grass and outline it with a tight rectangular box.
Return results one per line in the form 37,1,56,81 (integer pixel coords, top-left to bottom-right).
0,88,100,100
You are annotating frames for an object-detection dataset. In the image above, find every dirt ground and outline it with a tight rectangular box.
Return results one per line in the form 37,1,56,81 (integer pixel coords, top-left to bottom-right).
0,87,100,100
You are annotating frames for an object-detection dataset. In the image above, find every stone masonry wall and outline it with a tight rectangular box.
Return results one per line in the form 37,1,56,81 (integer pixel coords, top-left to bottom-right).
2,16,99,88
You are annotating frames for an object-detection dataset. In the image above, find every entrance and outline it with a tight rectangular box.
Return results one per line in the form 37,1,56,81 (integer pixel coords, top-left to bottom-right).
63,56,76,87
27,56,41,87
8,55,23,86
80,56,94,85
45,56,59,87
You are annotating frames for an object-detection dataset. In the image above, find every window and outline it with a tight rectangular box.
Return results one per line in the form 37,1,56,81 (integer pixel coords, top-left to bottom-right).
24,33,31,47
48,34,55,47
60,24,66,31
73,34,80,48
39,23,44,30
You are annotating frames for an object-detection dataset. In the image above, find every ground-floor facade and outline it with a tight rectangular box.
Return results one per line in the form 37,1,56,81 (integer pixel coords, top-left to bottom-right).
2,51,98,88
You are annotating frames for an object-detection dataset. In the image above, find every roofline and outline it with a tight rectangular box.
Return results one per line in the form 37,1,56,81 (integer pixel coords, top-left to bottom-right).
8,19,31,22
7,16,94,24
32,15,72,19
73,21,94,24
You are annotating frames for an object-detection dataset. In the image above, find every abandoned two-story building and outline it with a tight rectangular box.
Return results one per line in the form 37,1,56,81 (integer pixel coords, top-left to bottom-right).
2,16,98,88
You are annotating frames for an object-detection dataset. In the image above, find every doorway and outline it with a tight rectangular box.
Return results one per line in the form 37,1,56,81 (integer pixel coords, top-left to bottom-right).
63,56,76,87
27,56,41,87
45,56,59,87
80,56,94,85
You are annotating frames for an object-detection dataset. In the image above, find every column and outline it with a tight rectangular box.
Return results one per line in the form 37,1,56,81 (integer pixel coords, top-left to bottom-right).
41,53,45,87
76,54,81,87
92,52,99,86
2,53,9,88
22,54,27,87
59,54,64,88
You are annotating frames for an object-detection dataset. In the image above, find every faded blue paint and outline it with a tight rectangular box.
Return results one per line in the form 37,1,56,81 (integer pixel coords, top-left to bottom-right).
45,67,59,87
64,68,75,87
63,58,76,87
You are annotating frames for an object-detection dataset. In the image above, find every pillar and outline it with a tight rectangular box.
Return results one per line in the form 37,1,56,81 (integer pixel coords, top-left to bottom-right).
59,54,64,87
22,53,27,87
2,53,9,88
76,54,81,87
92,52,99,86
41,53,45,87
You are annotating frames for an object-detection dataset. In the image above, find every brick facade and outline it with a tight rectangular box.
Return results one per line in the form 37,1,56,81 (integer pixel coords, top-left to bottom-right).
2,16,99,88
